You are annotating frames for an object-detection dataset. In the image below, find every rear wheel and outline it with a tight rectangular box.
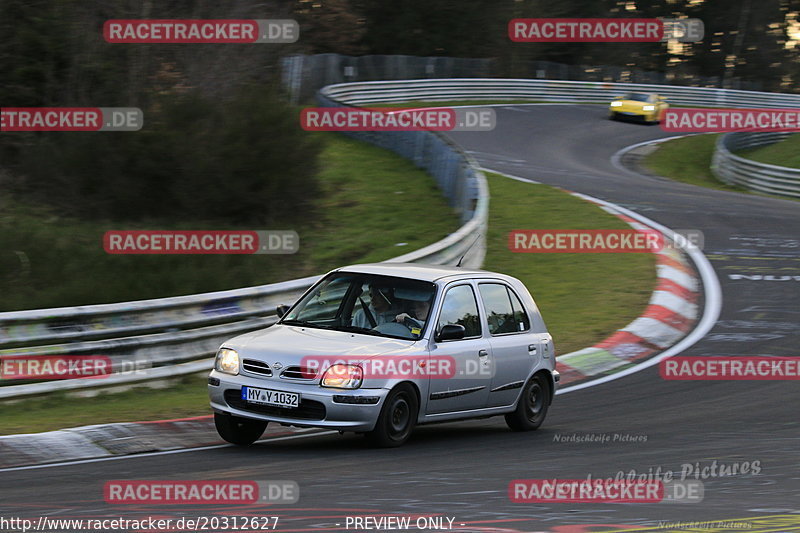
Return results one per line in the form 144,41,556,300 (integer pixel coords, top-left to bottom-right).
215,413,268,446
366,384,418,447
505,373,550,431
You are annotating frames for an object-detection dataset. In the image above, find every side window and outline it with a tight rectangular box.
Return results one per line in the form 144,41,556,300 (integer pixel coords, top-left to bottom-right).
437,285,482,338
478,284,516,335
479,283,530,335
508,287,531,332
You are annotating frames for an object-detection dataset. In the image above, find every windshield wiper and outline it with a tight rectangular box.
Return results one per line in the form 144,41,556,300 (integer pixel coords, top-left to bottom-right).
336,325,384,337
281,319,332,329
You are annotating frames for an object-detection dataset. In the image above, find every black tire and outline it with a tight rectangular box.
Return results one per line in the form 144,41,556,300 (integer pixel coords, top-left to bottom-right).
505,373,550,431
366,384,418,448
215,413,268,446
609,112,618,120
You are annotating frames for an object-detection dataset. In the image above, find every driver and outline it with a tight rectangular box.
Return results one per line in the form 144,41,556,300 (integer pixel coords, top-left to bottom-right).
395,298,431,330
351,285,400,329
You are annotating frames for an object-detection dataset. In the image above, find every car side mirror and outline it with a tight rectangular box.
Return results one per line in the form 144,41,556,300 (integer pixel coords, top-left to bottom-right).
276,304,289,318
436,324,466,342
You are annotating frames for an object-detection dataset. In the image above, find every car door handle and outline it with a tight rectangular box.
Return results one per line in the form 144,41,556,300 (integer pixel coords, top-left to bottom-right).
478,350,489,357
528,344,537,354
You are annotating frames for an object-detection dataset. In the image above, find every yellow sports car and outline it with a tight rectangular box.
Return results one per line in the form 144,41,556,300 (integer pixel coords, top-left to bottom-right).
609,92,668,124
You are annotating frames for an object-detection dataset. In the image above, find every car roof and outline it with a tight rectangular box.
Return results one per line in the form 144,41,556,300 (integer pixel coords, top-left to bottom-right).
333,262,510,283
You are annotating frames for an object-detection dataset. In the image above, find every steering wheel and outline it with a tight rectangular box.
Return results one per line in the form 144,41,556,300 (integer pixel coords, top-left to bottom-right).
373,321,414,337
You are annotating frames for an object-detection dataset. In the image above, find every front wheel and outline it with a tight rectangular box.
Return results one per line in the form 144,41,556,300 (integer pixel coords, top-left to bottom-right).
505,373,550,431
366,384,418,447
215,413,268,446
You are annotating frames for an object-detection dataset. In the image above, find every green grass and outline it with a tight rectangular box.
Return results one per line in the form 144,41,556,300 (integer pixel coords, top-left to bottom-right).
481,172,656,356
0,376,210,435
738,133,800,169
642,133,800,201
641,133,744,192
0,172,658,435
0,134,459,311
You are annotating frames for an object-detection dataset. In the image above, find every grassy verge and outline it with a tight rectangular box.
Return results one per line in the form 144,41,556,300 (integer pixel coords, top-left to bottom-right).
642,133,800,201
641,133,745,192
738,133,800,168
481,172,656,356
0,376,210,435
0,172,657,435
0,134,459,311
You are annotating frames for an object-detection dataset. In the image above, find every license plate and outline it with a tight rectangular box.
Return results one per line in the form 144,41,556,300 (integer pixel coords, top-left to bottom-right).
241,386,299,408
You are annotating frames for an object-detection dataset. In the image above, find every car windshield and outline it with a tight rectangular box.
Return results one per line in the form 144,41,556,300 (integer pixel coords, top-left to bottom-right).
280,272,437,341
623,93,651,102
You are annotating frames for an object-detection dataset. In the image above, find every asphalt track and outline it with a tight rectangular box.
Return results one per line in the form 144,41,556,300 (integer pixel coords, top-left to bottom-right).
2,104,799,532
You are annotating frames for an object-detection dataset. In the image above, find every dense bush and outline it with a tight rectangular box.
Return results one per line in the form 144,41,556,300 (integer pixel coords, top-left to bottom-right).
8,87,322,224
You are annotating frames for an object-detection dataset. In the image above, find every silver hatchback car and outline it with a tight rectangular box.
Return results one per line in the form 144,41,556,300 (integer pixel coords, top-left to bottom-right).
208,263,558,447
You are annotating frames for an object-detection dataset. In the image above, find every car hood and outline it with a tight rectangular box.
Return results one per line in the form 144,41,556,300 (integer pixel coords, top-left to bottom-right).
612,100,652,111
222,324,421,366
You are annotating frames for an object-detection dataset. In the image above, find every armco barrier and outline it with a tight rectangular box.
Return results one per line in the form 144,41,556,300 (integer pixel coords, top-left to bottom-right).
319,78,800,108
4,77,798,398
0,87,488,399
712,132,800,199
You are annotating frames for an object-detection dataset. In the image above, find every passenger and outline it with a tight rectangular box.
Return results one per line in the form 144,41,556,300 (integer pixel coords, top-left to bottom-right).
352,285,400,329
395,298,432,331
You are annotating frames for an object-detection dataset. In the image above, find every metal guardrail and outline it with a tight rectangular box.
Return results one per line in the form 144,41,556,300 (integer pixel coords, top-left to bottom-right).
0,85,488,399
712,133,800,199
322,79,800,200
282,54,766,104
4,77,798,398
320,78,800,108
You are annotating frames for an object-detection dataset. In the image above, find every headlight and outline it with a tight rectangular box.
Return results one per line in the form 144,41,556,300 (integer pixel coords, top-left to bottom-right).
643,105,656,111
215,348,240,375
610,101,622,107
321,364,363,389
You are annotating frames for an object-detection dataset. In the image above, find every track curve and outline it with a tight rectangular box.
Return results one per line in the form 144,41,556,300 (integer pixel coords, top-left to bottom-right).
2,104,799,530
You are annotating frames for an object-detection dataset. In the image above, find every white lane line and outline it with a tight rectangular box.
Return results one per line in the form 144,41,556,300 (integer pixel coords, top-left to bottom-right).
557,190,722,394
609,133,703,175
0,431,338,473
478,167,541,184
2,172,722,470
471,166,721,393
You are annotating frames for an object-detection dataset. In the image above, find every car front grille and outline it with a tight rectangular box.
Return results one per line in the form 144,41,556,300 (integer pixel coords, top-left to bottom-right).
242,359,273,376
224,389,326,420
281,366,316,380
